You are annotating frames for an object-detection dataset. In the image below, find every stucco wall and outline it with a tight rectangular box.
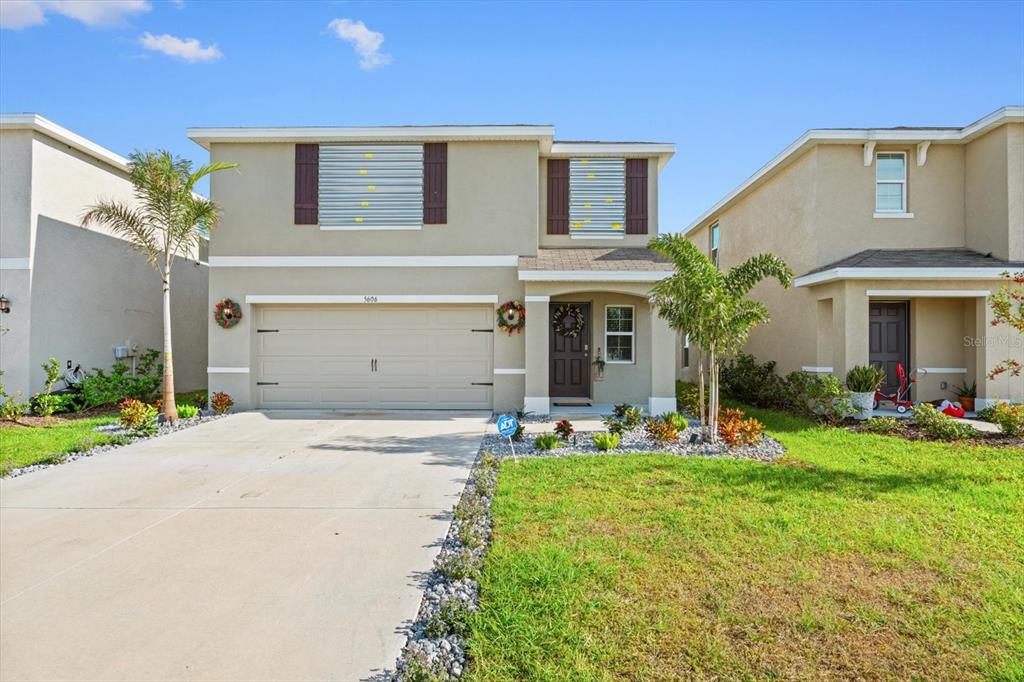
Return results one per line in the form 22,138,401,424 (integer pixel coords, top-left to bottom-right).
965,125,1011,260
208,141,540,258
30,219,207,393
0,130,34,399
538,156,659,248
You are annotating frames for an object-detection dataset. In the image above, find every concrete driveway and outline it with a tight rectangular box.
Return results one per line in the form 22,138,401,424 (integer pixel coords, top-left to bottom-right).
0,411,487,682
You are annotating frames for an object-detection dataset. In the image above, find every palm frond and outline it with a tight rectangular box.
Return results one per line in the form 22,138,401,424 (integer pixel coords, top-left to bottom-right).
81,201,160,267
724,253,794,297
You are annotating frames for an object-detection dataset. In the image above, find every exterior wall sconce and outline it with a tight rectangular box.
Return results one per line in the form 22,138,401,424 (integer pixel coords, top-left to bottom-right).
0,295,10,313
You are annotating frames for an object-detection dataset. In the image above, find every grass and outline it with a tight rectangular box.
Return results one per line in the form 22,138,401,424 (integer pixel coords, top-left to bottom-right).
0,414,120,474
467,407,1024,681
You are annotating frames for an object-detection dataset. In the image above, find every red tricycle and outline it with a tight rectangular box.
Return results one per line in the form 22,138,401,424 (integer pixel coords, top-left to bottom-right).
873,363,917,413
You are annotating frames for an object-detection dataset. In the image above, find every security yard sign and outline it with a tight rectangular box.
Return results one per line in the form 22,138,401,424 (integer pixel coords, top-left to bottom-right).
496,414,519,462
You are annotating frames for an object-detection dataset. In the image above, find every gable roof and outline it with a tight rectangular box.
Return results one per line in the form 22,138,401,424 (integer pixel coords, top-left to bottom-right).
682,105,1024,236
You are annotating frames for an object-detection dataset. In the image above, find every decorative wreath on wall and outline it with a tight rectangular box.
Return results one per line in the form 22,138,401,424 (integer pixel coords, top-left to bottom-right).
552,303,586,338
496,300,526,335
214,298,243,329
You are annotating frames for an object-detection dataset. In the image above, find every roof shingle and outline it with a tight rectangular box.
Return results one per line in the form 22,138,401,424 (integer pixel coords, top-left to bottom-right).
803,248,1024,276
518,248,673,272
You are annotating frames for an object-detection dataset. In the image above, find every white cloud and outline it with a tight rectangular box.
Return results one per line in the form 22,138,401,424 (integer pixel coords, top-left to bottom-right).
0,1,46,29
1,0,151,29
139,31,222,62
327,18,392,71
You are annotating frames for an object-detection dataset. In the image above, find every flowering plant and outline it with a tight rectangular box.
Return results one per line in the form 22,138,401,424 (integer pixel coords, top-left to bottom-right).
553,419,574,439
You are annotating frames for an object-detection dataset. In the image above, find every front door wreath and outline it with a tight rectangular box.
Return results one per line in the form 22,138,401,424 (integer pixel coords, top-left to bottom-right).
552,303,585,338
497,300,526,334
214,298,243,328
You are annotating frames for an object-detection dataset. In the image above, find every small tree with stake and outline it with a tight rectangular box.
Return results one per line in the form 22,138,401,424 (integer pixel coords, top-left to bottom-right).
987,271,1024,381
649,234,793,443
83,151,236,422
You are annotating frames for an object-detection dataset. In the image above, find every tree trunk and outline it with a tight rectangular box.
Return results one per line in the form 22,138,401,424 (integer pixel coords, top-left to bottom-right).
697,353,706,429
708,345,718,443
161,270,178,423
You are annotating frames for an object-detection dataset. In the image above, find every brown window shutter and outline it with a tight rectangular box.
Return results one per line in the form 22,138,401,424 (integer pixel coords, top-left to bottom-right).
423,143,447,224
546,159,569,234
625,158,648,234
294,143,318,225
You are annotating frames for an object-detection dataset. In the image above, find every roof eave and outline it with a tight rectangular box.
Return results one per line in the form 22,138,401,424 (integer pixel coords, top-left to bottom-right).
794,267,1015,287
0,113,129,172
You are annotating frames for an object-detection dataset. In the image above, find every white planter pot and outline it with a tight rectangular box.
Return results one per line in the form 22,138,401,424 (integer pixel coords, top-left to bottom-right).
850,391,875,420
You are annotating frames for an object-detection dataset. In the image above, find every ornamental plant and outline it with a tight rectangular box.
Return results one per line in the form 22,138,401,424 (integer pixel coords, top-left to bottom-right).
210,391,234,415
176,403,199,419
649,234,793,443
845,364,887,393
910,403,975,441
119,398,158,436
553,419,574,440
987,271,1024,380
644,416,678,444
863,416,902,434
717,407,764,446
593,432,620,451
30,357,63,417
613,403,644,430
991,402,1024,437
0,370,26,421
82,151,237,422
533,433,564,450
659,411,689,432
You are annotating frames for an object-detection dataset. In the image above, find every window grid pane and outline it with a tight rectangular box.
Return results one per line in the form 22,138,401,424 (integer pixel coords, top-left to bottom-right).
607,335,633,362
876,182,904,211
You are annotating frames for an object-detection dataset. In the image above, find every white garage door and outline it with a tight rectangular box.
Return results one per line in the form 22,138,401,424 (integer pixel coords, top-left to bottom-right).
254,305,493,409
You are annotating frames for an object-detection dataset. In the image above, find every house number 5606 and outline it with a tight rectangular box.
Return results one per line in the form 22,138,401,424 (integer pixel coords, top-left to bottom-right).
363,296,378,303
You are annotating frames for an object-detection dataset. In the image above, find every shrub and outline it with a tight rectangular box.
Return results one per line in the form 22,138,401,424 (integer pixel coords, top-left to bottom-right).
176,403,199,419
660,411,688,431
434,548,480,581
845,365,887,393
0,370,26,420
210,391,234,415
602,416,625,436
592,432,620,451
720,353,788,409
974,405,997,422
479,451,500,471
863,416,902,434
533,433,564,450
613,403,644,429
991,402,1024,437
801,374,856,424
718,407,764,446
79,349,162,407
424,599,471,639
553,419,574,440
676,381,702,416
910,403,975,441
644,416,678,444
118,398,158,436
457,522,484,549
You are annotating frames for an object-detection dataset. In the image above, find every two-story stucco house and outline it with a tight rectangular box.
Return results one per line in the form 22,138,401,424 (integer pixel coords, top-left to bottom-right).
0,114,208,400
187,125,677,414
681,106,1024,407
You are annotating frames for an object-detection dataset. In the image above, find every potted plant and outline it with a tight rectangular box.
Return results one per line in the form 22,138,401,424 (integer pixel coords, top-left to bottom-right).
950,380,977,412
845,365,887,420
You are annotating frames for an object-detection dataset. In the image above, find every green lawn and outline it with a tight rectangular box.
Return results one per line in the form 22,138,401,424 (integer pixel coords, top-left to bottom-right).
0,415,120,474
468,408,1024,681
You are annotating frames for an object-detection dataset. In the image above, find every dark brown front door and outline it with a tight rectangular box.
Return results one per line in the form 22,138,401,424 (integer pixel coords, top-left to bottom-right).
550,302,590,398
869,302,909,392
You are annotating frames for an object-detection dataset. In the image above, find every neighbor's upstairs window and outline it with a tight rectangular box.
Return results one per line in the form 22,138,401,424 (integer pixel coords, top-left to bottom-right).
875,152,907,213
710,222,720,267
605,305,635,363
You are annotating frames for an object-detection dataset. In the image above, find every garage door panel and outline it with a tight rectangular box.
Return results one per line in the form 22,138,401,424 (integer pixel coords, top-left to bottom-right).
258,331,373,356
254,304,492,409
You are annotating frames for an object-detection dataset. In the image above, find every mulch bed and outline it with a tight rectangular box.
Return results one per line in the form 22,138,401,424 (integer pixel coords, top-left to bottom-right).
847,421,1024,448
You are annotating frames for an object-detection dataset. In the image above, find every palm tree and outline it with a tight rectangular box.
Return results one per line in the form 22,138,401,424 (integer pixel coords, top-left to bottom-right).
83,150,236,422
649,234,793,442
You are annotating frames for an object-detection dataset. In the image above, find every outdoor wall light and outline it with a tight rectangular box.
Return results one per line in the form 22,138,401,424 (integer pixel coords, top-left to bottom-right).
0,295,10,313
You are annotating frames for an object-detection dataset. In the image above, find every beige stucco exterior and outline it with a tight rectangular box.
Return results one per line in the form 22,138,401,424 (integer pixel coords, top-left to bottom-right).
681,109,1024,405
197,128,677,414
0,117,208,400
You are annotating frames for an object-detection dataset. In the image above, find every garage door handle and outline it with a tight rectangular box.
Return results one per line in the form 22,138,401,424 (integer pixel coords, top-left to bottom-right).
471,382,493,386
257,382,278,386
371,358,377,372
256,329,279,333
471,329,494,333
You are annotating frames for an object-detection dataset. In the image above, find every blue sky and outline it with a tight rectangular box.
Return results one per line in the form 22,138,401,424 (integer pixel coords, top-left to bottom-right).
2,0,1022,231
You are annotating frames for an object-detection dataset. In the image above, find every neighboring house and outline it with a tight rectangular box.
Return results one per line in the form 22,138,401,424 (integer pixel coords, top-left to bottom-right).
187,125,677,414
0,114,208,401
681,106,1024,407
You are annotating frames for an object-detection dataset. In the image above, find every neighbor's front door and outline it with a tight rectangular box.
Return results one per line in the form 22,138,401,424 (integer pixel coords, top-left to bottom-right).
550,302,591,398
868,301,909,392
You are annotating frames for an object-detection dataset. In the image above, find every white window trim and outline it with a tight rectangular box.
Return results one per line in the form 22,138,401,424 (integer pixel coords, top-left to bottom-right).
605,304,636,364
710,223,720,267
875,151,907,214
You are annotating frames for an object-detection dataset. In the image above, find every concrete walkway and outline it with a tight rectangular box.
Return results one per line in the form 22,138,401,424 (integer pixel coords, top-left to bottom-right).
0,411,488,681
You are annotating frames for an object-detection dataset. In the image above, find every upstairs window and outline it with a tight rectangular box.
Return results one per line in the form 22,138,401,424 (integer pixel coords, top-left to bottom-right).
569,158,625,238
710,222,720,267
875,152,907,213
605,305,635,363
319,144,423,230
